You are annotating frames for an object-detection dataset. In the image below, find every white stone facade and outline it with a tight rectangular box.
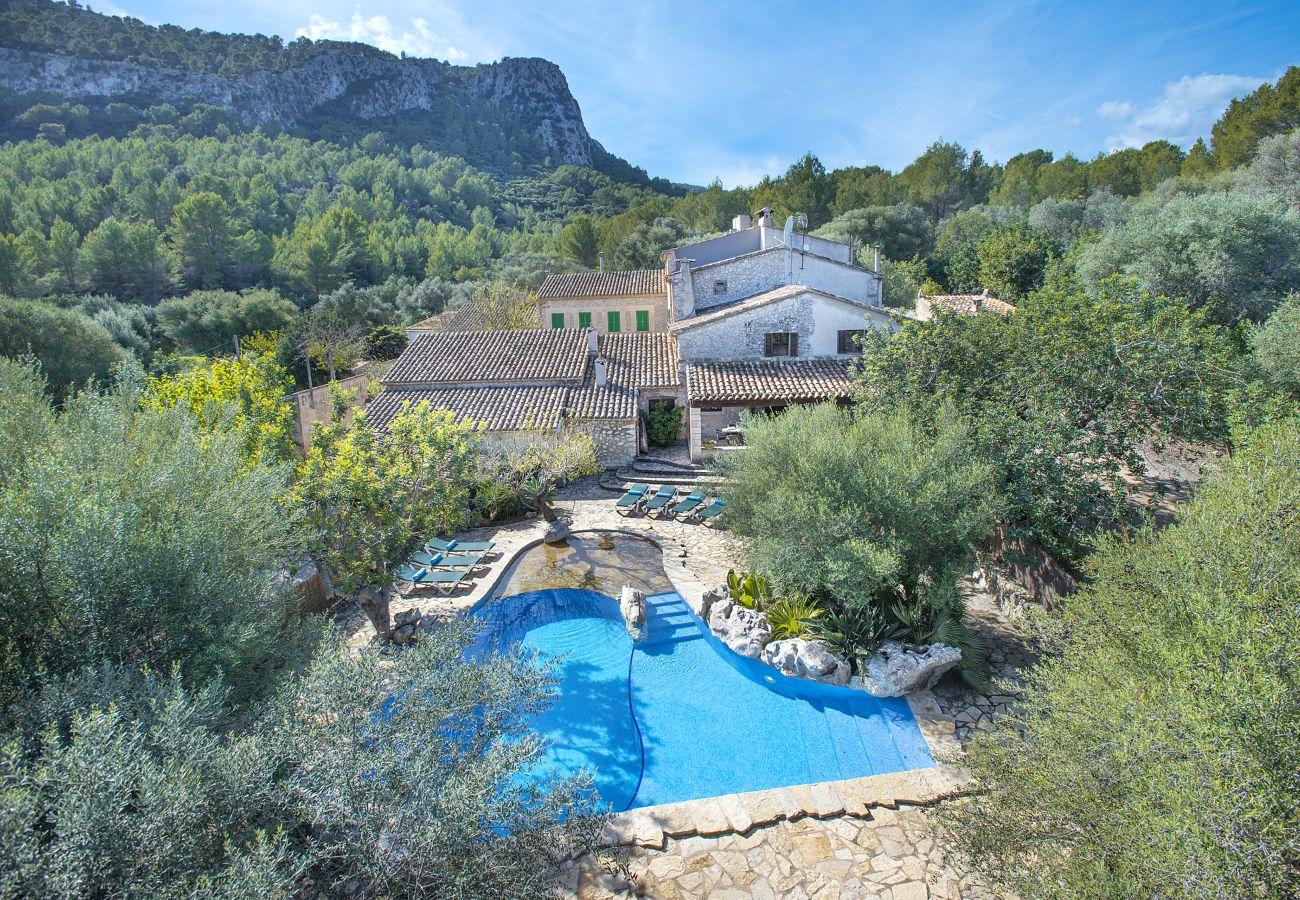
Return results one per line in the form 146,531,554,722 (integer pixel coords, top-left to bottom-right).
673,289,894,361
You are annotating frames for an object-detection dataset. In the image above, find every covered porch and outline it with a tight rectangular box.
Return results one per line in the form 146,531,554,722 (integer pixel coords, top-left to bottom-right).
683,358,856,462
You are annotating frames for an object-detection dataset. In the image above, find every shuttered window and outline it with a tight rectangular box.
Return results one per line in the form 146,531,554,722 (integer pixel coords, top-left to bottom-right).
607,310,621,333
763,332,798,357
550,312,565,329
578,311,592,328
635,310,650,332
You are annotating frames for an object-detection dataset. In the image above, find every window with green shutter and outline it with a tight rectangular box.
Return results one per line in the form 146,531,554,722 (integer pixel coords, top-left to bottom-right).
578,311,592,328
550,312,565,329
635,310,650,332
607,310,621,333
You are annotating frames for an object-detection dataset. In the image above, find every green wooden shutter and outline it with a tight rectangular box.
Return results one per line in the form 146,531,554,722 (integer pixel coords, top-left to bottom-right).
607,310,621,333
550,312,565,329
635,310,650,332
578,311,592,328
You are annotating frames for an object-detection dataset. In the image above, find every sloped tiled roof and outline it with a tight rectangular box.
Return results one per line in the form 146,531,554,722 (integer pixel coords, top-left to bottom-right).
408,303,483,333
383,329,589,386
370,328,679,431
599,332,680,388
920,293,1016,317
366,386,571,432
686,358,855,404
537,270,666,299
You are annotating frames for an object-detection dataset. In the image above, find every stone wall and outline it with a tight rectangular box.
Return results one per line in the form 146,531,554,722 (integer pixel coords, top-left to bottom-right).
690,249,882,312
293,374,369,451
978,524,1078,609
574,419,638,466
675,290,892,360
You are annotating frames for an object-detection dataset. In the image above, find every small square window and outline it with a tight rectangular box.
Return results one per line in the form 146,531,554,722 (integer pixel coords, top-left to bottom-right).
550,312,565,329
837,329,868,353
713,280,727,295
764,332,798,357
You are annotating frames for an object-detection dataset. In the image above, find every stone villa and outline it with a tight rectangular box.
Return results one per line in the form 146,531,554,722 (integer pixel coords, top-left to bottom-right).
373,209,902,464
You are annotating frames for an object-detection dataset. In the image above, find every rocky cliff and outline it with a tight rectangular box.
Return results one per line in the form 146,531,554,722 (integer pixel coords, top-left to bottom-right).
0,45,597,167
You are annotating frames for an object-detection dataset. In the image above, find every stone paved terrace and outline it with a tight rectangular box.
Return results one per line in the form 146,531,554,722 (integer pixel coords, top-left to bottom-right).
332,476,1036,897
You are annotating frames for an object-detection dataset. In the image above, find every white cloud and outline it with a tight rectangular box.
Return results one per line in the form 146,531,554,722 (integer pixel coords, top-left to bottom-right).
1096,100,1133,120
1098,73,1263,150
295,9,487,62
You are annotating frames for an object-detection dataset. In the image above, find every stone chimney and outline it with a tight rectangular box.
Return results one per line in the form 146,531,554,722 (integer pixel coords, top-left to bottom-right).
594,356,608,388
731,212,751,232
585,326,598,355
598,253,605,272
756,207,773,227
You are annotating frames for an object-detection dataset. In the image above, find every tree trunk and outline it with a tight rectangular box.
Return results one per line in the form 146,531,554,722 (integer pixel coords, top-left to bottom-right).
357,584,392,640
538,499,558,522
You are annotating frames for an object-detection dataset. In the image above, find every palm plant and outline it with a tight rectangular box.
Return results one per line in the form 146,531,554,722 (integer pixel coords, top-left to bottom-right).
726,569,772,610
763,595,825,641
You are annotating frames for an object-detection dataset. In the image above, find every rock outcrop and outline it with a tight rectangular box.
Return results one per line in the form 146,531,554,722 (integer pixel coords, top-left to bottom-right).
762,638,852,685
0,46,598,167
619,585,646,642
706,598,770,659
857,641,961,697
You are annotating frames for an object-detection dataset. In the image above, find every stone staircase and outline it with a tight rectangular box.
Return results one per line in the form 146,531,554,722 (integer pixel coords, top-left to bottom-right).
599,454,722,492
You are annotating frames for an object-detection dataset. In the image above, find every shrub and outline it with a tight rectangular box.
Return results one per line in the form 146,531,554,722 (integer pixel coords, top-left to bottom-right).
0,296,125,397
644,402,682,446
364,323,408,360
938,420,1300,898
763,595,824,641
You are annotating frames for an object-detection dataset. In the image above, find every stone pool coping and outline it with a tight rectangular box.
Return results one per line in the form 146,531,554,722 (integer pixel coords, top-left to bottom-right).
420,520,972,845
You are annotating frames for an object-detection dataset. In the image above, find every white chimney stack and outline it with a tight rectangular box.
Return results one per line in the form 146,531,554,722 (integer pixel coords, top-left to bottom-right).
585,326,598,355
871,245,881,273
594,356,608,388
731,213,751,232
756,207,773,227
598,253,605,272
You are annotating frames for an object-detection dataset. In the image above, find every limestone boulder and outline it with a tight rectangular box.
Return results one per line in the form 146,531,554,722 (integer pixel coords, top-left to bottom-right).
699,582,729,619
620,585,646,642
542,520,570,544
858,641,962,697
707,598,771,658
761,638,852,685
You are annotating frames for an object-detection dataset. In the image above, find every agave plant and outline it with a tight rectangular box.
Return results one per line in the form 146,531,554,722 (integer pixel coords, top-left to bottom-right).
888,588,989,686
811,603,903,672
764,594,825,641
726,569,772,610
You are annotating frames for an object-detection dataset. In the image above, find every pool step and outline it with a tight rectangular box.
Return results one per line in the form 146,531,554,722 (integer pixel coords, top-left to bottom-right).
797,701,845,784
640,595,703,647
823,698,874,777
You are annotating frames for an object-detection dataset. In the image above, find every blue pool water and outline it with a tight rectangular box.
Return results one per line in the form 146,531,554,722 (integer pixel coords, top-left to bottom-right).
470,587,933,810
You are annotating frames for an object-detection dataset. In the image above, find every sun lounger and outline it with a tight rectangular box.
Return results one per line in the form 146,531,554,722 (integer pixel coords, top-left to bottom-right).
615,482,650,515
643,485,679,514
410,550,485,570
393,563,428,592
425,536,495,554
689,498,726,524
393,562,471,595
667,492,704,518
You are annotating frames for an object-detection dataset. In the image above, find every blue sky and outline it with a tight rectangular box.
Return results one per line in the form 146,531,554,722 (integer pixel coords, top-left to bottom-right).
100,0,1299,186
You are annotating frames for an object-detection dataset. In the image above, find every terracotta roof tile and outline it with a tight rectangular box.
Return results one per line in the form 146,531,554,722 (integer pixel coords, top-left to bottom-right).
366,386,570,433
537,270,666,299
408,303,483,332
686,358,855,404
599,332,680,389
382,329,589,386
920,293,1016,317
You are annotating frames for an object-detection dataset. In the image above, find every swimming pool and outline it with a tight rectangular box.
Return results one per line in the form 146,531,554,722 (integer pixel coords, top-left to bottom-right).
470,538,933,809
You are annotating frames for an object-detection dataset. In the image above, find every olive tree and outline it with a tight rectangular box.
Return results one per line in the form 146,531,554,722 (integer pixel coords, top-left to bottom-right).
939,421,1300,899
292,400,481,639
0,359,311,712
1079,190,1300,323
